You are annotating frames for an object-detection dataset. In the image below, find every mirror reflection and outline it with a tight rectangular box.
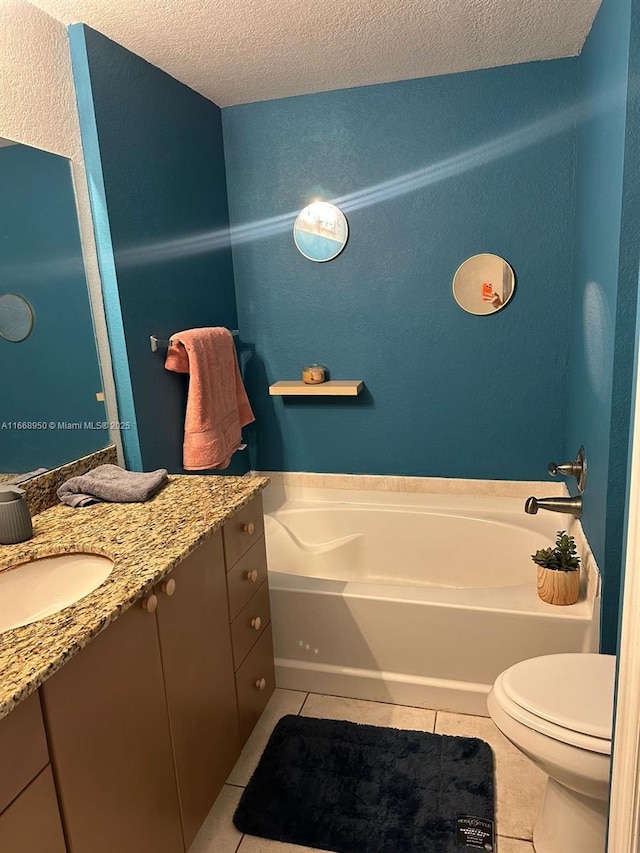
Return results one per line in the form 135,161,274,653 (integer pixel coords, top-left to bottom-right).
0,139,108,479
0,293,34,342
293,201,348,262
452,253,515,315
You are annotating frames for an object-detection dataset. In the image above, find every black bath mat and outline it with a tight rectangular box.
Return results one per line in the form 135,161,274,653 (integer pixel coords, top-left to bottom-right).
233,714,495,853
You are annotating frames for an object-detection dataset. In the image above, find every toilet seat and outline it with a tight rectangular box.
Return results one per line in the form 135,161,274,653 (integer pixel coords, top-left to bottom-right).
493,653,615,756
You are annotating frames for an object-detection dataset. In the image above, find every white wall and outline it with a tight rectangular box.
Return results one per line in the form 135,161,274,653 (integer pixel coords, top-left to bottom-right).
0,0,121,461
0,0,80,157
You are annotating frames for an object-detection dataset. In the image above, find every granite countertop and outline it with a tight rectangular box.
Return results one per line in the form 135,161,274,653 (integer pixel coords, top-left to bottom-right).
0,474,268,720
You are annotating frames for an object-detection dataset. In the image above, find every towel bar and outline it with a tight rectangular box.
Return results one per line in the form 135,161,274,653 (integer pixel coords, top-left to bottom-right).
150,330,239,352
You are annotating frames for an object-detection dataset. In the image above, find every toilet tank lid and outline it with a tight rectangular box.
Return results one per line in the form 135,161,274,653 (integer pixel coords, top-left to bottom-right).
501,653,616,741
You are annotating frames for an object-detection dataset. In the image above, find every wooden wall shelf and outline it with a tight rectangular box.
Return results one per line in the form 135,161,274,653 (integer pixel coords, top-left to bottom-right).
269,380,363,397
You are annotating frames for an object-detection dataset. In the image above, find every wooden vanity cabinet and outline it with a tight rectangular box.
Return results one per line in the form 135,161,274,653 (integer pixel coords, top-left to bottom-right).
40,589,184,853
154,530,240,849
0,692,66,853
223,494,275,744
33,494,273,853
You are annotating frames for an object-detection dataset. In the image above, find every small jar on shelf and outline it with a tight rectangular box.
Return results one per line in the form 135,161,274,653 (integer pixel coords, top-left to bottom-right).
301,364,327,385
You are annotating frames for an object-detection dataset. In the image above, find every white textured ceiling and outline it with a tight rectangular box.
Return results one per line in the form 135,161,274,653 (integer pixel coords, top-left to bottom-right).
31,0,601,107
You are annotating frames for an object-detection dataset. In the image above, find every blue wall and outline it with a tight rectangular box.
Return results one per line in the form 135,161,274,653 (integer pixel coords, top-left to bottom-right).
223,60,579,477
69,25,247,474
567,0,640,654
0,143,106,472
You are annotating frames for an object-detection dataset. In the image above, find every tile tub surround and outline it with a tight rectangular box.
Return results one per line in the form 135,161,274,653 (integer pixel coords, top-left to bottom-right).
256,470,568,498
0,473,268,720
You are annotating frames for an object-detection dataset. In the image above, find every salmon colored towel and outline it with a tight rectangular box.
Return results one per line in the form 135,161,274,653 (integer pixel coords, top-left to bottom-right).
164,327,254,470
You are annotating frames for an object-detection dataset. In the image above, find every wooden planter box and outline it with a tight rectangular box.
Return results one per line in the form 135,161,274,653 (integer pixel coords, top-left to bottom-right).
537,566,580,605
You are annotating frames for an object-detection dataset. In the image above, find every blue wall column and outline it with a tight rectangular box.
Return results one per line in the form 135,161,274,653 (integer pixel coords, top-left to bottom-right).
567,0,640,654
69,25,246,473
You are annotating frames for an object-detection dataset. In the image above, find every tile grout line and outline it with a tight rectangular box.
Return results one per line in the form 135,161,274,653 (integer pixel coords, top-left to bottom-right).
498,832,535,842
298,691,311,715
231,780,245,853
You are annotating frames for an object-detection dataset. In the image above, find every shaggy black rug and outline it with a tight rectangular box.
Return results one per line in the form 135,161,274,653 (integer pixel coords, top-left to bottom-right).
233,714,495,853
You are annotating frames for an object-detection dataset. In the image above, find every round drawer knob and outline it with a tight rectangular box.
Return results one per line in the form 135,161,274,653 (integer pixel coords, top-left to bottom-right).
250,616,262,631
246,569,258,583
255,677,266,691
161,578,176,596
242,522,255,535
141,594,158,613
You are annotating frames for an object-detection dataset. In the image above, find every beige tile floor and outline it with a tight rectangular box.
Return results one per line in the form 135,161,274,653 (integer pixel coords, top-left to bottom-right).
189,689,545,853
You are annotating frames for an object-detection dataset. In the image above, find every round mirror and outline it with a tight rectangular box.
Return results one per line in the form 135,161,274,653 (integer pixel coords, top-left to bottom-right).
452,254,515,315
293,201,348,262
0,293,34,342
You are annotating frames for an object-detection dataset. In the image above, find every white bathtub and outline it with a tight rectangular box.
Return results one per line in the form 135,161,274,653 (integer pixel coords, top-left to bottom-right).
263,479,599,716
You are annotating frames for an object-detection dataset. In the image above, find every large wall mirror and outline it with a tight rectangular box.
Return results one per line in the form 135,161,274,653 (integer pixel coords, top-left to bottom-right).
0,138,108,481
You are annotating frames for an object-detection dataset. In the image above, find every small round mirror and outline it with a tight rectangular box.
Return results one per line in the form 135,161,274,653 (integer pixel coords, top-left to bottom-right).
452,254,515,315
293,201,348,262
0,293,34,342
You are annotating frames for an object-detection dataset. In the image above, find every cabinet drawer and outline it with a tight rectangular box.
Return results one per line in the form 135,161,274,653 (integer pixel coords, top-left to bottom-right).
226,537,268,621
0,766,66,853
0,692,49,814
231,579,271,670
222,494,265,570
235,623,275,745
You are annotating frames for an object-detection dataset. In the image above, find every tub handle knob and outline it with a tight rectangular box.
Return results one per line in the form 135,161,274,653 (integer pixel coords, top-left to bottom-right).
255,677,266,690
243,522,255,535
246,569,258,582
548,445,587,493
251,616,262,631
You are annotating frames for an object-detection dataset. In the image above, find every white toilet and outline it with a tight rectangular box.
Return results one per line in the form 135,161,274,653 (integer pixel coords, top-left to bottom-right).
487,653,616,853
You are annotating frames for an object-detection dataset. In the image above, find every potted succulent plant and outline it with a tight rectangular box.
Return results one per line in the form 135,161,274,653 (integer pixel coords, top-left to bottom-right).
531,530,581,605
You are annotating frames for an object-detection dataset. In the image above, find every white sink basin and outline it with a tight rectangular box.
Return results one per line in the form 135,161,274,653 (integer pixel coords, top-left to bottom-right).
0,553,114,632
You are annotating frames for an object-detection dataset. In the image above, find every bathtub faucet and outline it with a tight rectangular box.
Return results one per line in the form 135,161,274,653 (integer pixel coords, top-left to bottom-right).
524,495,582,518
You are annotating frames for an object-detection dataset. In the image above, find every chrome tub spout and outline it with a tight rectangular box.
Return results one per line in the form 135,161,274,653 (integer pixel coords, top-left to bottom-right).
524,495,582,518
